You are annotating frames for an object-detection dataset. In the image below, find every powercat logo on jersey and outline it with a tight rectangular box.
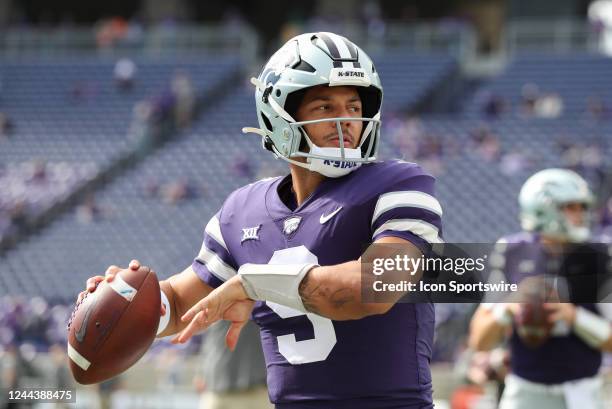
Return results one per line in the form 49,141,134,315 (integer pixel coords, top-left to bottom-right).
323,160,359,169
283,217,302,235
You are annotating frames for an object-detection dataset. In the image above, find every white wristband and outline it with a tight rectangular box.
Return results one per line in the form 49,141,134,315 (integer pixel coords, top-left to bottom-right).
239,263,318,313
573,306,611,348
157,289,171,336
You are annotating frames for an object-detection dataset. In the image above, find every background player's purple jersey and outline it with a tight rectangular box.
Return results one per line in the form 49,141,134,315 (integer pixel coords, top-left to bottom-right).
192,160,443,408
497,232,602,384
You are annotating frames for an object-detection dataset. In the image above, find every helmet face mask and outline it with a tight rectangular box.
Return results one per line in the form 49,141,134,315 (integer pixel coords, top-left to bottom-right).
519,169,594,243
243,32,383,178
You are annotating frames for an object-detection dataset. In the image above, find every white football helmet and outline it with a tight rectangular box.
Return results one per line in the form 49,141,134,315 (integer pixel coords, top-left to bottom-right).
519,168,594,242
243,32,383,178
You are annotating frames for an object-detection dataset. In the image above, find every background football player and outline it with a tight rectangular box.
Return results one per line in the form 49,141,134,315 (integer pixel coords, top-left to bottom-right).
81,32,443,408
469,168,612,409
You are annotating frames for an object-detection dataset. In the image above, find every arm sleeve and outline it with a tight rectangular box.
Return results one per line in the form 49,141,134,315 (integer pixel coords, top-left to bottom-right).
371,172,443,253
192,211,238,289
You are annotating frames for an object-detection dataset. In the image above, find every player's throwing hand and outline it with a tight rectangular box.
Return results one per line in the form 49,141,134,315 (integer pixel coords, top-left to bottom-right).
172,275,252,350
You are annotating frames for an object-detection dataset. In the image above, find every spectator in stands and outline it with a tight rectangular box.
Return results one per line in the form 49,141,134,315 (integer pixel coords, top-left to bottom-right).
8,201,27,232
95,17,129,49
585,94,609,121
499,150,531,176
161,179,196,205
69,81,98,103
114,58,137,92
0,112,14,141
558,141,606,190
518,84,564,119
385,115,422,159
76,194,103,224
533,92,564,118
469,124,500,162
416,133,445,176
27,159,48,185
518,83,539,118
171,70,196,129
482,92,508,119
128,100,156,155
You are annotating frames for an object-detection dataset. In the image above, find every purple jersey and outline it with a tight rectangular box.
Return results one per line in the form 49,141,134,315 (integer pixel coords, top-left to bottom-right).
192,161,442,408
497,232,602,384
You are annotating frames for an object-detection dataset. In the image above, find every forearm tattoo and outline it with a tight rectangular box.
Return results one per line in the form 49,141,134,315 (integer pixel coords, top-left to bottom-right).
299,270,355,314
299,271,324,314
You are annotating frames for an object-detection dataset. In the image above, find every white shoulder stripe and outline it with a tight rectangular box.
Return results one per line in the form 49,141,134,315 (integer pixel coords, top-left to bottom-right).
196,244,237,281
373,218,443,244
372,191,442,226
205,215,228,252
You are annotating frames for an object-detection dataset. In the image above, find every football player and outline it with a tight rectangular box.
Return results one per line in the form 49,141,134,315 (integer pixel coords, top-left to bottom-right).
80,32,443,408
469,168,612,409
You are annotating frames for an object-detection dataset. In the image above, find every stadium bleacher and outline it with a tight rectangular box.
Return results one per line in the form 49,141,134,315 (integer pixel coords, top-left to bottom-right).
466,53,612,119
0,56,240,243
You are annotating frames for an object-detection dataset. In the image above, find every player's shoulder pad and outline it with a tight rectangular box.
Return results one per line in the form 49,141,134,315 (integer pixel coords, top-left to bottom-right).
219,176,283,220
493,231,538,255
497,231,537,245
593,227,612,244
359,159,429,179
354,159,435,197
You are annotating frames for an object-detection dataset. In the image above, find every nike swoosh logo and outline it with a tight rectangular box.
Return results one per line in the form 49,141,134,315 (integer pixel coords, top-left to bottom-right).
75,294,99,343
320,207,343,224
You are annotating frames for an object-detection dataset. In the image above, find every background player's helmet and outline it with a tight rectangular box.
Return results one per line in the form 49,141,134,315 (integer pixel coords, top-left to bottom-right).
243,32,383,178
519,168,594,242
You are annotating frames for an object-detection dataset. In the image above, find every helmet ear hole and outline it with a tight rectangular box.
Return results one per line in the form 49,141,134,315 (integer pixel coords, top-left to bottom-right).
284,89,308,120
260,113,273,132
357,86,382,119
263,136,275,152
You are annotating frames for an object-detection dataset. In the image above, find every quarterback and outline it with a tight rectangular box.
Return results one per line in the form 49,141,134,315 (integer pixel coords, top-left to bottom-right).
469,169,612,409
82,32,443,408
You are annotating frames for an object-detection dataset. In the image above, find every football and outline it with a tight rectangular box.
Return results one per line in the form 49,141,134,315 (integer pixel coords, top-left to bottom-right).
514,302,553,348
67,266,161,384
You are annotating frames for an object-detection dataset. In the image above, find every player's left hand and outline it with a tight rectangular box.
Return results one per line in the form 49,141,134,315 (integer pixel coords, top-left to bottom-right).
171,275,252,350
544,303,576,325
